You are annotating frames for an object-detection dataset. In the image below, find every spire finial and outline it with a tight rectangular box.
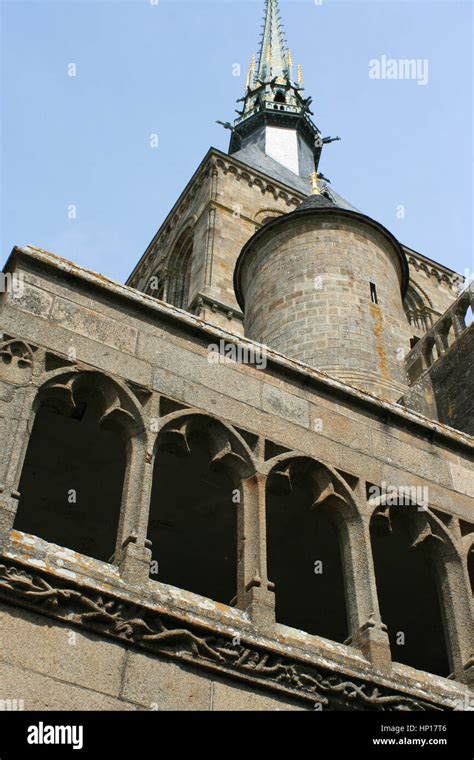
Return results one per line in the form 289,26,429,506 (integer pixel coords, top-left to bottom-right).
246,55,256,89
228,0,330,175
256,0,288,82
310,172,322,195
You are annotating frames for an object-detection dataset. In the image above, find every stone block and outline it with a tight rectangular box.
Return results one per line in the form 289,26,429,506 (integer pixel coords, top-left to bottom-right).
0,604,126,697
211,679,305,711
0,661,137,711
51,297,138,354
121,651,212,710
262,383,310,427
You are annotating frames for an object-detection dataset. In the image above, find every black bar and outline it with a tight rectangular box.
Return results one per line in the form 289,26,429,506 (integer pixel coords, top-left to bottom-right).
0,710,472,757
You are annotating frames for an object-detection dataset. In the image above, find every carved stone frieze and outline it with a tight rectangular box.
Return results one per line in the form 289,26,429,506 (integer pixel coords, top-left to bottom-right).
0,560,447,711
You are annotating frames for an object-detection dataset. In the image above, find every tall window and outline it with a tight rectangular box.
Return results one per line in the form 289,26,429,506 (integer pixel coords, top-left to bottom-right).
166,228,194,310
403,283,433,333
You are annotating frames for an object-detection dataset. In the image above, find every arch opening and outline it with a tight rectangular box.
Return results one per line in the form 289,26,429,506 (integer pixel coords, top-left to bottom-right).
370,506,450,676
465,304,473,327
266,461,348,643
15,384,127,562
147,426,238,605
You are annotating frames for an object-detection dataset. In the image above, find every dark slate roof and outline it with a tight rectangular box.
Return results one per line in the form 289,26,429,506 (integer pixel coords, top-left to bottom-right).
231,143,359,212
298,193,335,210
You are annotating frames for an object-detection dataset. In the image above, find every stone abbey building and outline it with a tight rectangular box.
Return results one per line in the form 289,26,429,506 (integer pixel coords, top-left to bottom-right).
0,1,472,711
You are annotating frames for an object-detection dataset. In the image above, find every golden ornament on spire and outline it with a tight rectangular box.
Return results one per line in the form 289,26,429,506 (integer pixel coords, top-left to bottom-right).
310,172,322,195
287,49,293,68
246,55,255,89
297,64,304,85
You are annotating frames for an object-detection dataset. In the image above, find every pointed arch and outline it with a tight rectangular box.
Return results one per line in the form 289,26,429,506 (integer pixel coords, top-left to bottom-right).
165,226,194,309
403,281,435,334
148,412,255,606
34,369,145,438
14,370,145,563
264,455,360,643
369,496,472,677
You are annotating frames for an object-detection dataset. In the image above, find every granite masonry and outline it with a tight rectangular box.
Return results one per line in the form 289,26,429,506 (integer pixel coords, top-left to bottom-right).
0,0,472,712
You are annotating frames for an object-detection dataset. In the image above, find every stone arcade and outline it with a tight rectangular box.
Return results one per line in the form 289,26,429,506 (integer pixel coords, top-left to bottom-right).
0,0,472,711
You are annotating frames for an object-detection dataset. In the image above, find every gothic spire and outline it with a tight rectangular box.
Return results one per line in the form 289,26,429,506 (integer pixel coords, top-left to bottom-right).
237,0,306,121
225,0,334,179
256,0,289,83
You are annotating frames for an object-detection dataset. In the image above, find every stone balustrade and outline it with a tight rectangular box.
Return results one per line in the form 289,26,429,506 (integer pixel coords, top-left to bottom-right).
405,283,473,385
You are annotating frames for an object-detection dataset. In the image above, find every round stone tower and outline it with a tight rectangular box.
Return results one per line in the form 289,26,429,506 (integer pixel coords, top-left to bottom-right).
234,194,411,400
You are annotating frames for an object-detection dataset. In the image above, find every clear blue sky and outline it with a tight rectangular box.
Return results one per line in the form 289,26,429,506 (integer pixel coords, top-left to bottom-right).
1,0,472,283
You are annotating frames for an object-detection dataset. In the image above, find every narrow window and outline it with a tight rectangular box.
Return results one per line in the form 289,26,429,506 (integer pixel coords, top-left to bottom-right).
166,228,193,310
370,282,378,304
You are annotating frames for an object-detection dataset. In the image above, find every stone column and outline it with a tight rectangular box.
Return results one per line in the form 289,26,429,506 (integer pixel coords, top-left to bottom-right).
0,384,38,550
341,511,392,673
239,472,275,629
452,304,467,337
434,330,446,359
0,491,19,550
436,553,474,685
116,431,154,585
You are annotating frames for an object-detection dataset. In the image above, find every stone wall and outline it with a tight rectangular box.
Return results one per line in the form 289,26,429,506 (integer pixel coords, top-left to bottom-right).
0,246,472,710
0,602,303,711
127,150,302,334
404,248,461,321
402,286,474,435
236,211,411,401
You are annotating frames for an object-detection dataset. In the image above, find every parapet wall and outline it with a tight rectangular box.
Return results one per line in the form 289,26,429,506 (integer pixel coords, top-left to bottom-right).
402,286,474,435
